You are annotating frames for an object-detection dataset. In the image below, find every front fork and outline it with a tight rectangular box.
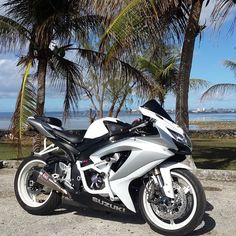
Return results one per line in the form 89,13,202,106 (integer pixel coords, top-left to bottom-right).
152,162,192,199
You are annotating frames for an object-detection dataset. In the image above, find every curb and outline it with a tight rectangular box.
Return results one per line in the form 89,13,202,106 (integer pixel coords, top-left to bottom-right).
1,160,236,181
194,169,236,182
0,160,22,169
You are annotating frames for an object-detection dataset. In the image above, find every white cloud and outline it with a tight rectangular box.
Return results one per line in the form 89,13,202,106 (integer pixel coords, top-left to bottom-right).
0,58,22,98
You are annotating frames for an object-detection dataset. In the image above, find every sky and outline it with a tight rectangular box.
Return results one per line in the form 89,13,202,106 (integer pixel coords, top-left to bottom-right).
0,1,236,112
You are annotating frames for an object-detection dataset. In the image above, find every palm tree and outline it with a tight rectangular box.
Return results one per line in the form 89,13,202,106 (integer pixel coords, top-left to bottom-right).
95,0,209,133
0,0,101,153
137,48,208,107
175,0,205,132
137,50,179,107
201,59,236,100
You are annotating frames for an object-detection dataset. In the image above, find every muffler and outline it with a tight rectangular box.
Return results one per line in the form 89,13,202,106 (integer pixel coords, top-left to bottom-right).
32,169,68,195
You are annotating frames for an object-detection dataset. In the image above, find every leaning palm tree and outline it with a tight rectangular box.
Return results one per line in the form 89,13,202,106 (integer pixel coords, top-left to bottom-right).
0,0,101,153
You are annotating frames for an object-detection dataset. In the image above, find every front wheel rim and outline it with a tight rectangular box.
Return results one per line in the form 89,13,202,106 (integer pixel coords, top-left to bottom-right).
17,159,53,208
143,171,197,231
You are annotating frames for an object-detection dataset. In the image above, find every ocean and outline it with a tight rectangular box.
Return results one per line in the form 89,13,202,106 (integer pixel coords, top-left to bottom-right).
1,111,236,130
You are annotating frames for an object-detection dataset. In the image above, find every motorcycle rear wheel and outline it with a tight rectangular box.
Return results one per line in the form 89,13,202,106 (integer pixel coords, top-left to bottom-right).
139,169,206,236
14,155,61,215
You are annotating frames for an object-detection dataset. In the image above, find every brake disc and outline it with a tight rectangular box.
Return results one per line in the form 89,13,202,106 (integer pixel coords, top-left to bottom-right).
151,182,188,220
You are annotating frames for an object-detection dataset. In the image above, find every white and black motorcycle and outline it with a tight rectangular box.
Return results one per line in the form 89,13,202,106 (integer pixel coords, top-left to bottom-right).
14,100,206,236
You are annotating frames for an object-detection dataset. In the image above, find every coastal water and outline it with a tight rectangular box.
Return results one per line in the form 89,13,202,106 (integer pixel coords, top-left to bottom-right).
1,112,236,130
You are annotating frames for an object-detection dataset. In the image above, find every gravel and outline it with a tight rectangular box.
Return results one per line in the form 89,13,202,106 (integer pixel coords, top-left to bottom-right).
0,168,235,236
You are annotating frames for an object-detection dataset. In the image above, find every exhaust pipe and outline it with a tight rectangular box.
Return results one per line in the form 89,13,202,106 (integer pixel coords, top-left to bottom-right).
32,169,68,195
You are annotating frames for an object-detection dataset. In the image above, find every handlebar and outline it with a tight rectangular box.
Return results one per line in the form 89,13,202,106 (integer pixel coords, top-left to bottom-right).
129,120,149,132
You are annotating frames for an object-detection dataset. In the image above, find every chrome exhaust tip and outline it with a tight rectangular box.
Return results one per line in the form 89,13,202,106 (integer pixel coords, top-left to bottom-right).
33,169,68,195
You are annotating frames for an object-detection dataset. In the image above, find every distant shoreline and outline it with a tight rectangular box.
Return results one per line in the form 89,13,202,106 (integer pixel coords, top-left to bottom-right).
1,121,236,141
2,112,236,130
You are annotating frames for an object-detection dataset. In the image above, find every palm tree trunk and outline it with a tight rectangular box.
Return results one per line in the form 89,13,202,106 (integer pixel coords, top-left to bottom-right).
115,94,128,118
33,58,47,152
176,0,204,133
36,58,47,115
108,98,118,117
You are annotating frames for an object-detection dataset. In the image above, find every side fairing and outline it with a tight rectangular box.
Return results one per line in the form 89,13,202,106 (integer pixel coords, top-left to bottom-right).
90,136,177,212
84,117,120,139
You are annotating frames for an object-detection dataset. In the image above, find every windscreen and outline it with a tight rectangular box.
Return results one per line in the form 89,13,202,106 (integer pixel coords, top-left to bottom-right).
141,99,174,122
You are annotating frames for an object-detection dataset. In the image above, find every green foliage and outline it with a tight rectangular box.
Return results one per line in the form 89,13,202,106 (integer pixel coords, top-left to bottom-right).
100,0,189,59
10,61,36,157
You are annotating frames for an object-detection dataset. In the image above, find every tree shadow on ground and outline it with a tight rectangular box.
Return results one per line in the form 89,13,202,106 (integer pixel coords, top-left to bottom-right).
193,147,236,170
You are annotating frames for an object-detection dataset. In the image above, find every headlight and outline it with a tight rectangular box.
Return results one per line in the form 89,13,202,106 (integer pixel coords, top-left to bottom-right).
168,129,192,149
184,133,192,149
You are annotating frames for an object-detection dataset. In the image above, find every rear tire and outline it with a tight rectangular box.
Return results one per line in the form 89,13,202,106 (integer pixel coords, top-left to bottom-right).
139,169,206,236
14,155,61,215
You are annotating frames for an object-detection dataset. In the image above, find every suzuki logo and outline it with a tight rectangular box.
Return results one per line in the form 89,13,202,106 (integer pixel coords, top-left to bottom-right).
92,197,126,213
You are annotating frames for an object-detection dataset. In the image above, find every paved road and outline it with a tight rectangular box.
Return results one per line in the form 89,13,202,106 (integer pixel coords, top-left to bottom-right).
0,168,235,236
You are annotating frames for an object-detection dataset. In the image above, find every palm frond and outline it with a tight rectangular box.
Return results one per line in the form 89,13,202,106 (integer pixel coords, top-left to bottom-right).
49,55,82,119
77,47,152,96
201,83,236,101
161,58,178,78
212,0,236,30
101,0,143,43
0,15,30,52
75,15,104,46
189,79,209,90
224,60,236,76
99,0,189,59
137,56,160,77
10,61,36,157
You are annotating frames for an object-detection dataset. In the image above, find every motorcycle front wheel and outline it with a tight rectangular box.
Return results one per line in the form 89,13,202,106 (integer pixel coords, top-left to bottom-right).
14,156,61,215
139,169,206,236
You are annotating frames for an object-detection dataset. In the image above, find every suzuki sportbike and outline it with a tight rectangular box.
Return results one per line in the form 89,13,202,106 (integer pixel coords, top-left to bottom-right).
14,100,206,236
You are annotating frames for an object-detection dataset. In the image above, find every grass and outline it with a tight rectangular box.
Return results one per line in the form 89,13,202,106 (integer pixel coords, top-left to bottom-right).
190,120,236,130
0,142,32,160
192,138,236,170
1,138,236,170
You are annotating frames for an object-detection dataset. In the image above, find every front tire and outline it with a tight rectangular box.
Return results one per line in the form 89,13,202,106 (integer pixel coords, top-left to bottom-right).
14,155,61,215
139,169,206,236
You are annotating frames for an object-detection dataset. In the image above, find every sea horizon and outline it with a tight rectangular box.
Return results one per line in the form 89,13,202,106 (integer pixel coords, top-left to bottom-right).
1,110,236,130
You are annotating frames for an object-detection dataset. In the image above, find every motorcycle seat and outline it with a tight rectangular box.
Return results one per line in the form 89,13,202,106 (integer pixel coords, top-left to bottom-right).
53,129,83,144
34,116,62,127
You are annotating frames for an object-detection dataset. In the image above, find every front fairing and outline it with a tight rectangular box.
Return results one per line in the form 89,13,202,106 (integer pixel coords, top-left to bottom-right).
139,103,192,154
